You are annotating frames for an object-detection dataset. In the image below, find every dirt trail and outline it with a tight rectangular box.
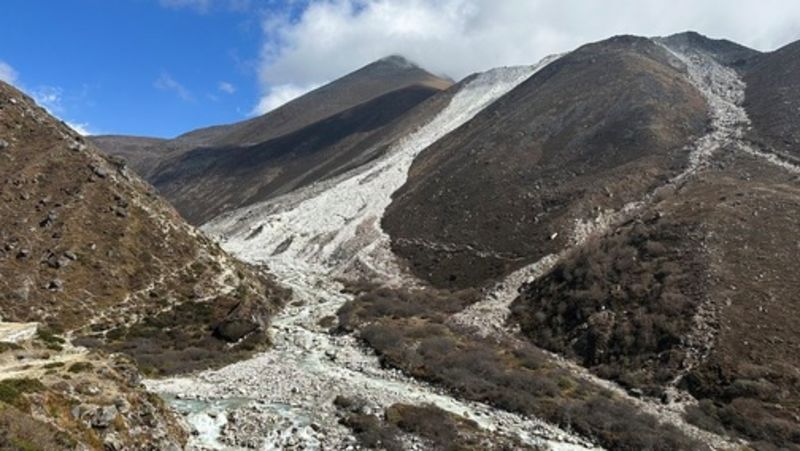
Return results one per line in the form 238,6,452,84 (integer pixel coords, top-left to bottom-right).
0,321,90,381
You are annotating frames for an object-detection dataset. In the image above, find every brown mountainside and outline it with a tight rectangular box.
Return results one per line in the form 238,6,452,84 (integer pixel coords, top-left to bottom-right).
744,39,800,162
153,83,445,224
383,35,708,289
512,151,800,448
92,56,453,224
0,81,289,376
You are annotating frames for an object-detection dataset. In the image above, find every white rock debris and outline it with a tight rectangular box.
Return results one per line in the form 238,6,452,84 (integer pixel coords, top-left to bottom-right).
149,55,597,450
0,321,39,343
205,55,562,281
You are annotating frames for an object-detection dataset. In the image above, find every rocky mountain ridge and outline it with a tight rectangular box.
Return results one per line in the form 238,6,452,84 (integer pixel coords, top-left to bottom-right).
6,29,800,451
163,32,800,450
93,56,454,224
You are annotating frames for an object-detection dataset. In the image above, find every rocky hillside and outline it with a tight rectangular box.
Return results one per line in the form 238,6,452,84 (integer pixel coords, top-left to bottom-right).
659,31,762,70
512,152,800,449
202,55,453,149
93,56,453,224
92,56,451,171
0,80,290,377
510,34,800,449
153,83,445,224
50,30,800,451
383,35,708,288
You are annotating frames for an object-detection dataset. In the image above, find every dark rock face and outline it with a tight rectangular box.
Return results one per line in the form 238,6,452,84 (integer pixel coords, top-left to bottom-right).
153,84,445,224
383,36,709,289
92,56,453,224
744,39,800,161
214,319,258,342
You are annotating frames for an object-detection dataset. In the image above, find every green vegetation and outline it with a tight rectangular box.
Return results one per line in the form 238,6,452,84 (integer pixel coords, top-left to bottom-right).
67,362,94,373
0,378,46,411
36,328,66,352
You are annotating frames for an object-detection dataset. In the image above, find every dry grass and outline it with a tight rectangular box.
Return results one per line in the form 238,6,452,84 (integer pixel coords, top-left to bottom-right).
339,283,706,450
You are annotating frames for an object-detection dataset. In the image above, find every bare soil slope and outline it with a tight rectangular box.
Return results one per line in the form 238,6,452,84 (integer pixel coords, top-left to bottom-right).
383,36,708,289
744,39,800,162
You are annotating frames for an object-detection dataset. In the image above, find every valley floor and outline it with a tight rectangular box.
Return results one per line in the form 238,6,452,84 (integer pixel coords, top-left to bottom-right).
148,265,596,450
146,40,800,451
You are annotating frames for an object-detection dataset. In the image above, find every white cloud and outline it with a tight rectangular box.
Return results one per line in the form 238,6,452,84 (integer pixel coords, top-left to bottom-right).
31,85,64,113
218,81,237,94
154,72,193,101
255,0,800,105
66,121,94,136
251,83,320,115
0,61,18,84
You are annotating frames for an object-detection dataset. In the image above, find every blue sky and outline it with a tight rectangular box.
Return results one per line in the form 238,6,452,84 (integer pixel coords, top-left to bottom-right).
0,0,290,137
2,0,798,138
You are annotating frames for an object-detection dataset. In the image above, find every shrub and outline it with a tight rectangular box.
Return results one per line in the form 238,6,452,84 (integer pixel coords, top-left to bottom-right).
36,328,66,352
338,412,403,451
510,215,706,390
339,285,481,331
0,379,46,411
338,279,707,450
67,362,94,373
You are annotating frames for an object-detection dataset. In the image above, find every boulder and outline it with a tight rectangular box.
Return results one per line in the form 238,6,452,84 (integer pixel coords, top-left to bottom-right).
91,405,119,429
214,319,257,342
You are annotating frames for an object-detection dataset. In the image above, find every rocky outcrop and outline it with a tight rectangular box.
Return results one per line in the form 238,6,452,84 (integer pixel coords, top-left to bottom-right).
0,326,187,450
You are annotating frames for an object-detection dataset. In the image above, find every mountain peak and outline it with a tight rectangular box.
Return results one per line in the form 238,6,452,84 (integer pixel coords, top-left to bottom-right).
659,30,761,68
376,54,419,69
